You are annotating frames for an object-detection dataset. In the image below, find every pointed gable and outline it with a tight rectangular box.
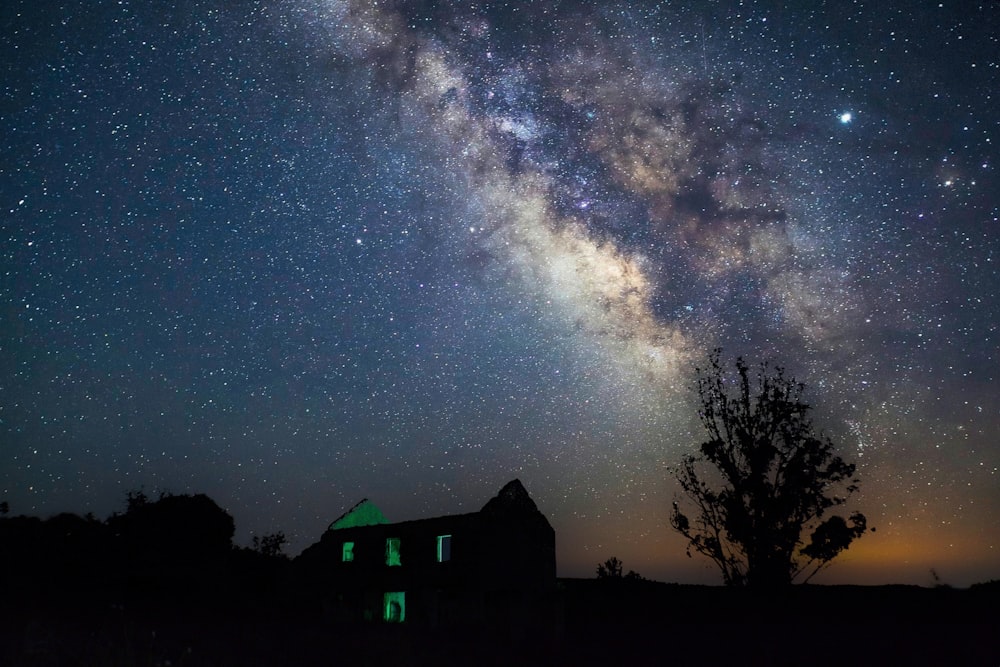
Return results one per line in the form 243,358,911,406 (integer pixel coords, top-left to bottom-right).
328,498,388,531
480,479,541,516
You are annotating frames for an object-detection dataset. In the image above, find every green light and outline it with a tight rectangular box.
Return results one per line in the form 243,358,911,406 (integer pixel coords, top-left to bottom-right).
329,499,388,531
386,537,401,566
383,591,405,623
436,534,451,562
342,541,354,562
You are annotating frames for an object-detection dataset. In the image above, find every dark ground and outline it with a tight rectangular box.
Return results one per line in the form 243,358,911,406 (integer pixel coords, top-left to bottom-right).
2,502,994,665
2,579,997,666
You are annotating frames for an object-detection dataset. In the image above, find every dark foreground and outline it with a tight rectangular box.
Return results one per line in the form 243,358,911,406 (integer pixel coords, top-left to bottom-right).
2,579,997,667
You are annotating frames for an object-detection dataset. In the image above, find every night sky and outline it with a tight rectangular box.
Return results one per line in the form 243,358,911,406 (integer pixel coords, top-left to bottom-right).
3,0,998,586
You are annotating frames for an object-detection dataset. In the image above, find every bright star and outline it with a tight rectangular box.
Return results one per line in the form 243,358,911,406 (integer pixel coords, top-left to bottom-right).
839,112,853,124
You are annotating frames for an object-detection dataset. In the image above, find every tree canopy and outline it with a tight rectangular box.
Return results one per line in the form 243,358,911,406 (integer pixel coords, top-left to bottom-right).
670,351,869,587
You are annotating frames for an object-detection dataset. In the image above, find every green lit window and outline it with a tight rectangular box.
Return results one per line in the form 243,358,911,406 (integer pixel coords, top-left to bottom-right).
384,591,405,623
342,541,354,562
386,537,401,566
436,534,452,563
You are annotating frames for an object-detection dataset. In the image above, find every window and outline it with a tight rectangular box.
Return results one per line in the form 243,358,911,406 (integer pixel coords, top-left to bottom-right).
383,591,405,623
436,534,452,562
386,537,401,566
342,541,354,562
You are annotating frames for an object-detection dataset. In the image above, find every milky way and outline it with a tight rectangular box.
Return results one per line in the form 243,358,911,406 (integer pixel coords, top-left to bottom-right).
2,0,998,584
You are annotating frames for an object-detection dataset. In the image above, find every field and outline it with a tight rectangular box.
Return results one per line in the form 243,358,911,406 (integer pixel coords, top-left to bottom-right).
2,579,996,666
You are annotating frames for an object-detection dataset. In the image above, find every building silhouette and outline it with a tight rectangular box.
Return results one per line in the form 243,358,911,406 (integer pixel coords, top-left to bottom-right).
295,479,556,631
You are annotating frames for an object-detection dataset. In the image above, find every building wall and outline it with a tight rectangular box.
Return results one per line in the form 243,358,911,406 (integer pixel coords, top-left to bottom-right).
298,508,554,626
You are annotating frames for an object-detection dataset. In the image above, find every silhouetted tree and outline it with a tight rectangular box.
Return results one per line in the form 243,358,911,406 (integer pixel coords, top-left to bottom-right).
125,488,150,512
670,350,868,587
251,531,288,558
107,491,236,593
0,500,9,516
597,556,623,579
596,556,643,581
0,511,109,598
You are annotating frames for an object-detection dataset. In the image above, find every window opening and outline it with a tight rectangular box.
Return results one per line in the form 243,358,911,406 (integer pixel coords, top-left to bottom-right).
384,591,405,622
386,537,401,566
342,541,354,562
436,534,452,562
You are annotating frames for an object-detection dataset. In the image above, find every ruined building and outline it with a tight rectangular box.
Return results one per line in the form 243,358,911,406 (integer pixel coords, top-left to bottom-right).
295,479,556,629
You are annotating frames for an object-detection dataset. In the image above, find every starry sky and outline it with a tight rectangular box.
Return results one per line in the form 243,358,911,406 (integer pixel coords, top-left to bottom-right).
3,0,998,586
